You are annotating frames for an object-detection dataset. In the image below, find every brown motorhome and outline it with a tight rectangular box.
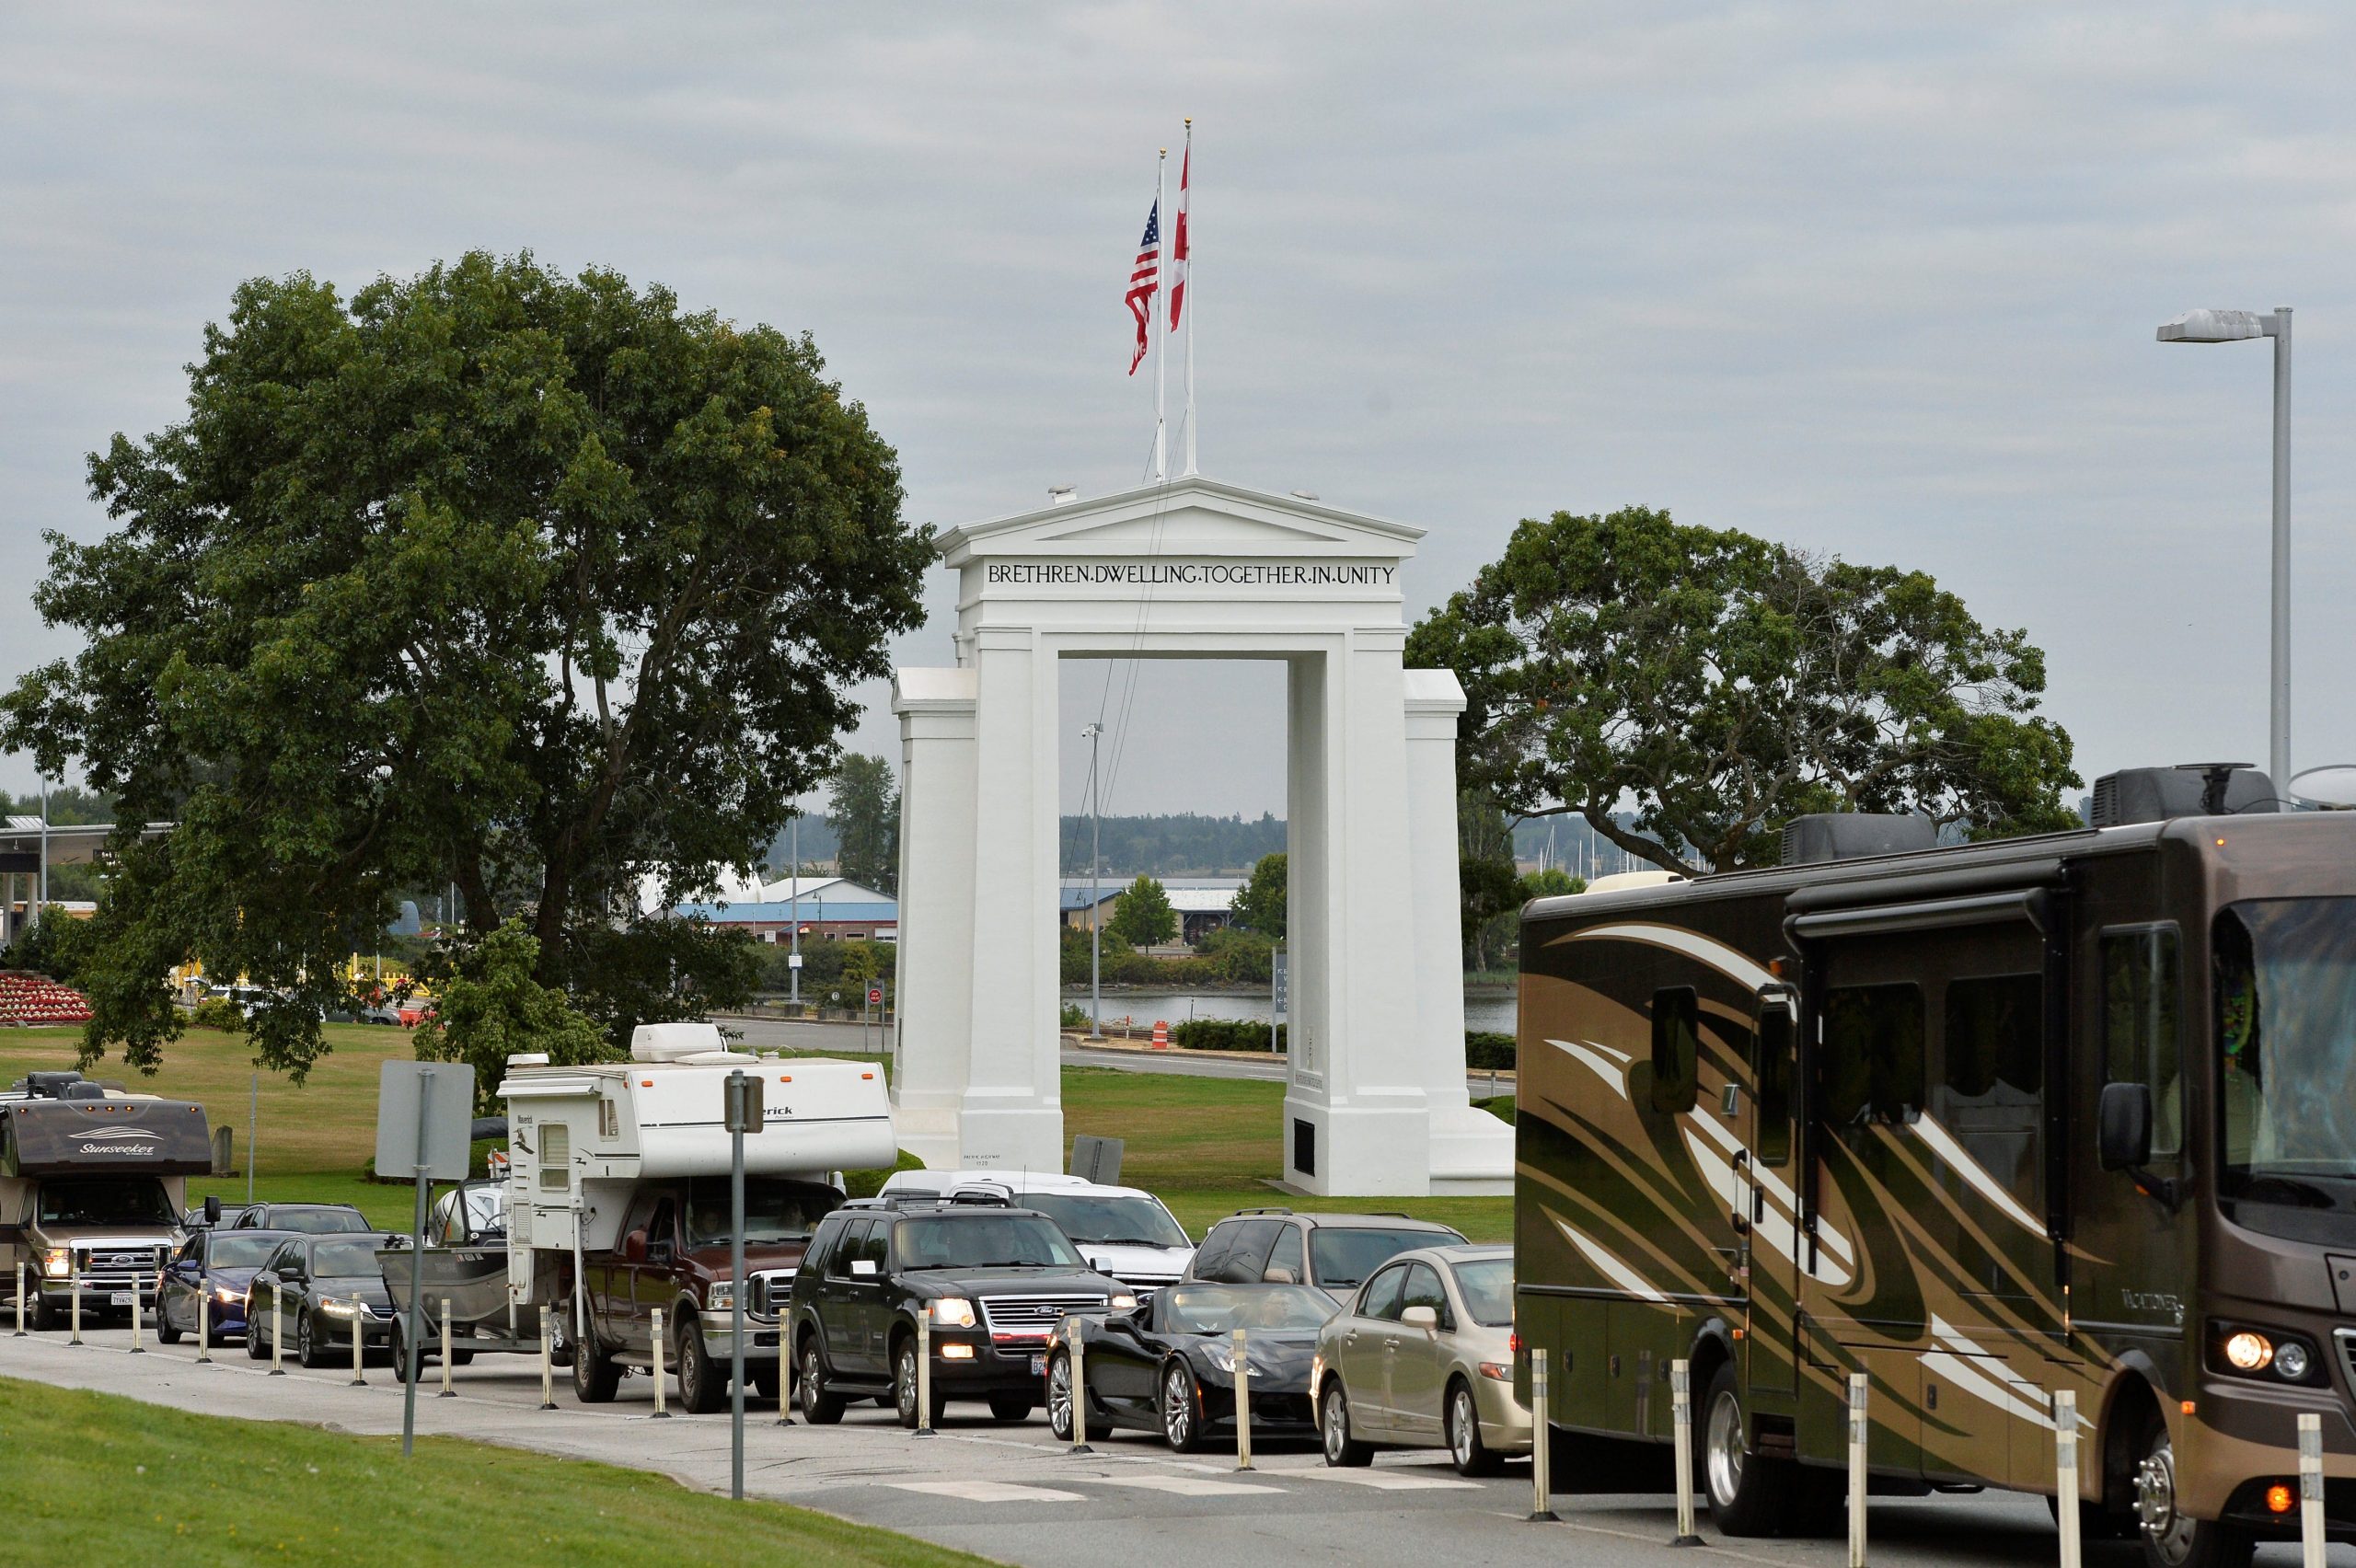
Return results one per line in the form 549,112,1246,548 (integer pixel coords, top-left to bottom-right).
1514,768,2355,1568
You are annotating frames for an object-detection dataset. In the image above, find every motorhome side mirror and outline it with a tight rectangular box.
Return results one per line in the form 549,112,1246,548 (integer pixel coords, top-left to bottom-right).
203,1195,223,1225
1401,1305,1439,1332
2098,1082,2154,1171
849,1259,879,1277
621,1229,648,1264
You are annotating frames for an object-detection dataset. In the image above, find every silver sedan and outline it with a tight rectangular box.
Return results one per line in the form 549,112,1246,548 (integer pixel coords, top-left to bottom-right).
1311,1243,1530,1475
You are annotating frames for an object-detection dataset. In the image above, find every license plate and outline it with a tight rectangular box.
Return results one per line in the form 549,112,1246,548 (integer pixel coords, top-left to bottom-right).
1030,1355,1047,1378
110,1292,134,1307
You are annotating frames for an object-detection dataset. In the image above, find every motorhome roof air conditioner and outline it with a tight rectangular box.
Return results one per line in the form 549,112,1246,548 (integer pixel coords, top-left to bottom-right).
2090,764,2278,828
1779,813,1937,867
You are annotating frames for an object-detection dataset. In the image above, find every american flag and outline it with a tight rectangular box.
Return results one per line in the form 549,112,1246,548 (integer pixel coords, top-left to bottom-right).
1168,144,1188,330
1126,199,1160,375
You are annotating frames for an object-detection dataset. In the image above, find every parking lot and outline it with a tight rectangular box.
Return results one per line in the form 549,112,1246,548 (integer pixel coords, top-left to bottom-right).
15,1321,2321,1568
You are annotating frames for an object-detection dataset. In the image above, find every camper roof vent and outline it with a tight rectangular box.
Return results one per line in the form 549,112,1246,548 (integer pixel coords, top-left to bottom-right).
1781,813,1937,867
505,1053,550,1068
630,1021,729,1063
19,1071,87,1101
2090,764,2277,827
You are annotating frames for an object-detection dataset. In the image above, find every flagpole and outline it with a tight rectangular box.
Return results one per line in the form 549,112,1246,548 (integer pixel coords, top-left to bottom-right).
1153,146,1168,481
1182,120,1196,478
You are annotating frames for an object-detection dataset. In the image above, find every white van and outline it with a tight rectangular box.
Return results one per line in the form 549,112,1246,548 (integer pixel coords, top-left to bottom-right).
874,1169,1195,1291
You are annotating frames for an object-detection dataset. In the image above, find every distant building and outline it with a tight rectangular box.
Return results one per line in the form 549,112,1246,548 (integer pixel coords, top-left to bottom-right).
674,875,898,942
1059,878,1241,945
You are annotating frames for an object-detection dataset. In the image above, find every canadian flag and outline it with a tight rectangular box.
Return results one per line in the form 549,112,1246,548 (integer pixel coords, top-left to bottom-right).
1168,139,1189,331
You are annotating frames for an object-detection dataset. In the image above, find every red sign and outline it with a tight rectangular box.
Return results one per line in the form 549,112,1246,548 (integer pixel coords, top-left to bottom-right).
867,988,884,1006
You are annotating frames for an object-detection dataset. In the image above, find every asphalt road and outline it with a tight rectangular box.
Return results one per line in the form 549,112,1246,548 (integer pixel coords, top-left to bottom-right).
719,1015,1518,1098
13,1322,2335,1568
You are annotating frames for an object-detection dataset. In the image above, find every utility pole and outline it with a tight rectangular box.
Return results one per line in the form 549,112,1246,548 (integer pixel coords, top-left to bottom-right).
788,813,802,1008
1082,722,1103,1038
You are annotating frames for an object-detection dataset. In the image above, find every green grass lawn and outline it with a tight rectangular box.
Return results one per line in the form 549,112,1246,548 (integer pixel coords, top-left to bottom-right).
0,1025,1511,1242
0,1376,991,1567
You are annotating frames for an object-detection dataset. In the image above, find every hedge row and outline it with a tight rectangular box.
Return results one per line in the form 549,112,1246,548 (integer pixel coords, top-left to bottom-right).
1160,1018,1519,1070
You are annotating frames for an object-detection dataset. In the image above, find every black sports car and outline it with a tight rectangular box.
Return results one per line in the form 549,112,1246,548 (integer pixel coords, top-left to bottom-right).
245,1234,398,1367
1045,1282,1334,1452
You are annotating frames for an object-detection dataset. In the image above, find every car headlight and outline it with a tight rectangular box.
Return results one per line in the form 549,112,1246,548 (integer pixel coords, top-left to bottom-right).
930,1297,976,1329
708,1283,734,1311
214,1285,246,1305
41,1248,69,1280
1108,1293,1138,1311
2209,1320,2326,1385
1203,1344,1235,1374
323,1299,360,1318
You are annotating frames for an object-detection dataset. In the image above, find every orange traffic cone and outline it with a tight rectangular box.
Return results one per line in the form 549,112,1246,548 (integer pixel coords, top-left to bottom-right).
1150,1020,1170,1050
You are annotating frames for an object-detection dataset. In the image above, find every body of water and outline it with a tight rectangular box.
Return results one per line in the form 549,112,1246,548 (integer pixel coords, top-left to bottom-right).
1068,987,1518,1034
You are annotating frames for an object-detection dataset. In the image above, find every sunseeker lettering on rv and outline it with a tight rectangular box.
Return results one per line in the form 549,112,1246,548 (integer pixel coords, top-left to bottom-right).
985,563,1398,587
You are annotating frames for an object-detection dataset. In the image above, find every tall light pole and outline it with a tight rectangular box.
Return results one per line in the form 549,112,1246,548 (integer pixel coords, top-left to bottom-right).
2157,306,2292,788
787,812,802,1008
1081,722,1103,1038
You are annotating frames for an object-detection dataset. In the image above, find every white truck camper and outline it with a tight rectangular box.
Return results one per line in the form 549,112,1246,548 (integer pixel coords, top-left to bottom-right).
498,1024,895,1324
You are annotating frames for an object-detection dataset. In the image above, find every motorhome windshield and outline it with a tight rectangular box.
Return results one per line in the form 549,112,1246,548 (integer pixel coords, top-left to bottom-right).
35,1177,173,1228
2214,897,2356,1197
682,1178,837,1247
1021,1193,1189,1249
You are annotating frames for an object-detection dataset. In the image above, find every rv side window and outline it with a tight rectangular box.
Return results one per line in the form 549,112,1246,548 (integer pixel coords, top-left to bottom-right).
2102,927,2182,1159
1649,987,1700,1115
1754,1006,1793,1166
1936,974,2044,1202
539,1123,571,1193
598,1099,618,1140
1823,983,1925,1126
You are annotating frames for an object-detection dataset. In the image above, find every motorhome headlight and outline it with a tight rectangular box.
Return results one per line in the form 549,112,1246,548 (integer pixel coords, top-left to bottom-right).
1108,1293,1138,1311
2274,1342,2312,1381
930,1297,976,1329
2210,1320,2327,1385
41,1248,69,1280
2223,1332,2272,1371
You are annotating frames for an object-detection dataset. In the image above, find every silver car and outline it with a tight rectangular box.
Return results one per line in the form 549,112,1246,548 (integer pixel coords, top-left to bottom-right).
1311,1243,1530,1476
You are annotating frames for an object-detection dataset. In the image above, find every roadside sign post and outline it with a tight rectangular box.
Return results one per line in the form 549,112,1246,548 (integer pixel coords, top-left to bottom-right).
2054,1389,2082,1568
1527,1347,1557,1521
375,1059,475,1458
350,1298,366,1386
67,1256,81,1345
651,1306,670,1419
1271,949,1287,1054
1232,1328,1253,1470
128,1274,145,1354
723,1069,764,1500
915,1305,935,1437
269,1291,284,1375
196,1287,210,1364
1669,1358,1700,1545
1065,1318,1092,1454
537,1307,555,1409
12,1261,24,1336
437,1299,454,1399
2299,1412,2327,1568
1847,1373,1869,1568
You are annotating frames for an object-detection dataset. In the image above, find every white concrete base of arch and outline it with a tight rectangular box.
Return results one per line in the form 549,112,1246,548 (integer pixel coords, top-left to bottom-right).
888,478,1512,1197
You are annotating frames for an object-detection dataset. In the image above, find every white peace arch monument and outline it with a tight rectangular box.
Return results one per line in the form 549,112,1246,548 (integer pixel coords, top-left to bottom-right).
888,475,1513,1195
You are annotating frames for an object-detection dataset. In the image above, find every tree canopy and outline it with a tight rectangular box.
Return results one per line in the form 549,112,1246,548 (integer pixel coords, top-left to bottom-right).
411,919,610,1114
826,753,898,894
1108,874,1178,948
1230,851,1287,941
1408,506,2080,877
3,252,931,1076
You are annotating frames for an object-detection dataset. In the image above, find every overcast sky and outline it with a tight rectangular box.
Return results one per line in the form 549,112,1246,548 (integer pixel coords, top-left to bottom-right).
5,2,2352,825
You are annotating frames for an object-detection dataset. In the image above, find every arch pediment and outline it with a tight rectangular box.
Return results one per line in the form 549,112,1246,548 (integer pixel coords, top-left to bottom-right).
937,477,1421,566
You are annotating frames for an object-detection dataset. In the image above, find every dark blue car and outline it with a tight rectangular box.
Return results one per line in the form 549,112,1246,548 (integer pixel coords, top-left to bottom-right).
156,1228,299,1345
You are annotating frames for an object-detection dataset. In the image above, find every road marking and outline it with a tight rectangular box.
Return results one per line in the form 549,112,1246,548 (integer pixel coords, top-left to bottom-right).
1288,1468,1483,1491
886,1481,1082,1503
1087,1474,1288,1496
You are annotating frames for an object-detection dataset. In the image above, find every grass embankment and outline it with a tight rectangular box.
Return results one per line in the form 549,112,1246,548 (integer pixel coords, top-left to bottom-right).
0,1026,1512,1241
0,1377,989,1568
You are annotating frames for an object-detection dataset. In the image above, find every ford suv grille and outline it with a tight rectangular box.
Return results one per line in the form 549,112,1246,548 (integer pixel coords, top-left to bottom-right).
75,1246,167,1281
979,1293,1106,1339
2338,1329,2355,1391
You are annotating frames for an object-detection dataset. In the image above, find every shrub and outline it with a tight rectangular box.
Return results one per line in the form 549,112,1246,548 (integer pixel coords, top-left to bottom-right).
1170,1018,1286,1053
843,1147,925,1200
1465,1031,1516,1071
1474,1094,1517,1124
191,997,244,1032
1059,1000,1091,1031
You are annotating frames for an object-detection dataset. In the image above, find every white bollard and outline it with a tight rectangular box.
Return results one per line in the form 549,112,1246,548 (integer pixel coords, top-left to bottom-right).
1670,1358,1701,1545
2054,1389,2082,1568
269,1290,285,1375
1066,1318,1091,1453
68,1256,83,1345
349,1297,366,1386
538,1306,556,1410
1529,1347,1559,1522
128,1273,147,1354
913,1306,935,1436
2299,1412,2326,1568
1233,1327,1253,1470
196,1287,212,1365
651,1307,670,1419
1847,1372,1869,1568
13,1261,26,1336
437,1297,455,1399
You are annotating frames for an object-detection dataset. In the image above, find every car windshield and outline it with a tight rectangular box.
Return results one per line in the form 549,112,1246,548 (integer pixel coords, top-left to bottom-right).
310,1239,385,1277
1451,1258,1515,1326
683,1178,838,1247
1022,1193,1189,1249
36,1177,173,1227
206,1235,285,1269
1309,1227,1462,1289
894,1215,1083,1270
2215,897,2356,1197
277,1207,371,1234
1157,1285,1334,1333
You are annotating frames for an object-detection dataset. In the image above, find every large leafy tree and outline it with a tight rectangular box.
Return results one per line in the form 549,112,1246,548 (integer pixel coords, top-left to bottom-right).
1108,874,1178,949
826,752,899,894
1408,506,2080,878
1230,851,1287,941
4,252,931,1076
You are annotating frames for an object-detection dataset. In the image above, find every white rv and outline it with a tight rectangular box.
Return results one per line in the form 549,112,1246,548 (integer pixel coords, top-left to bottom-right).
498,1022,895,1412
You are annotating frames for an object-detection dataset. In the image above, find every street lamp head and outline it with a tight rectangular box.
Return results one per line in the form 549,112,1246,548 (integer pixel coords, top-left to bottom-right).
2157,308,2271,343
1080,722,1102,740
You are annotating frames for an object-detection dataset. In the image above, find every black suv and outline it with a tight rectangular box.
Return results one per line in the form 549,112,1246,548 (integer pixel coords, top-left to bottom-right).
1183,1208,1467,1303
788,1193,1134,1428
